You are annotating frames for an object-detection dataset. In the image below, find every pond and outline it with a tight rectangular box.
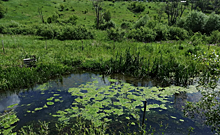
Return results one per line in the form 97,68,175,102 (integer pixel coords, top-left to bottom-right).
0,71,214,135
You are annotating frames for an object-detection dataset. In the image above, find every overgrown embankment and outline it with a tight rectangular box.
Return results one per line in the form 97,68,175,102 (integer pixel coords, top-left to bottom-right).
0,35,219,92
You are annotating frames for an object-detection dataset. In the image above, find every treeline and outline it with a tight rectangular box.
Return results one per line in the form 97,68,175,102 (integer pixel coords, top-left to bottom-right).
106,11,220,44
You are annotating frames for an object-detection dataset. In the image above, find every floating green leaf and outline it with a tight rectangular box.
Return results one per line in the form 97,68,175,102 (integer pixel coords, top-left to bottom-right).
47,102,54,105
34,107,43,111
7,104,18,109
47,97,54,101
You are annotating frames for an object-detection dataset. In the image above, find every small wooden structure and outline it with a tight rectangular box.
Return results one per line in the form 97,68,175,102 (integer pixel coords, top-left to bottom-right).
23,56,36,67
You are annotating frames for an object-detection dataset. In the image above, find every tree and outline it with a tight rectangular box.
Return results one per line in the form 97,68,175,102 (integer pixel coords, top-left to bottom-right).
165,0,186,26
103,10,111,22
0,3,5,18
38,7,45,23
93,0,103,29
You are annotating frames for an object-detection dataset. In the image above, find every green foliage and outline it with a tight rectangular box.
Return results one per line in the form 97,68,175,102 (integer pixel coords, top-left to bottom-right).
53,78,197,129
168,26,188,40
208,30,220,44
184,50,220,134
153,23,169,41
66,15,78,25
0,3,5,18
58,25,94,40
36,24,56,39
107,28,125,41
121,22,131,29
190,32,206,46
103,10,111,22
128,27,156,42
204,12,220,34
47,13,59,24
133,14,149,29
99,20,116,30
0,110,19,135
127,2,145,13
184,11,208,33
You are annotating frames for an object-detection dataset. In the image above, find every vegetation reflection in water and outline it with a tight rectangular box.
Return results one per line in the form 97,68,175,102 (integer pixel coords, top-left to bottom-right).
0,73,212,134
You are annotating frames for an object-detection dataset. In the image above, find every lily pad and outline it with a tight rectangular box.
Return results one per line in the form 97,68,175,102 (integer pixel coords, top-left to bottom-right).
34,107,43,111
55,99,60,102
47,97,54,101
170,116,177,119
47,102,54,105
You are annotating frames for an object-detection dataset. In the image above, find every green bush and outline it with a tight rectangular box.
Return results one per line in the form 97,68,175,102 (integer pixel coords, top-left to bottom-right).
59,15,78,25
127,2,145,13
185,11,208,33
176,17,186,28
10,25,35,35
153,23,169,41
107,28,125,41
47,13,59,23
36,24,56,39
103,10,111,22
133,14,149,29
121,22,131,29
0,4,5,18
58,25,94,40
208,30,220,44
190,32,204,46
204,12,220,34
99,20,116,30
168,26,188,40
146,20,157,29
128,27,156,42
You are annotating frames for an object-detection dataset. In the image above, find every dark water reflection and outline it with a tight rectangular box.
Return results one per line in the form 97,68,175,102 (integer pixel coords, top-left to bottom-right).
0,71,214,135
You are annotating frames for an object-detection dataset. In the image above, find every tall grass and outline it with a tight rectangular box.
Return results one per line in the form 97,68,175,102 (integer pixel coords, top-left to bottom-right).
0,35,219,91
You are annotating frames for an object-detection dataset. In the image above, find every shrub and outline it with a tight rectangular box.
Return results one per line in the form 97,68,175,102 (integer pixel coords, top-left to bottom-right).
36,24,55,39
0,4,5,18
153,23,169,41
65,15,78,25
176,17,186,28
185,11,208,33
10,25,35,35
204,12,220,34
133,14,149,29
99,20,116,30
103,10,111,22
58,25,94,40
107,28,125,41
128,27,156,42
127,2,145,13
146,20,157,29
47,13,59,23
168,26,188,40
208,30,220,44
190,32,204,46
121,22,131,29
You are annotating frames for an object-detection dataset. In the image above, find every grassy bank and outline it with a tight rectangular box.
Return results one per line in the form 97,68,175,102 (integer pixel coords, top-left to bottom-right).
0,34,219,92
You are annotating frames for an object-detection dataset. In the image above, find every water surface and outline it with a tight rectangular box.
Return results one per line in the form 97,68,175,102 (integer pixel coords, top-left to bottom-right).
0,71,214,135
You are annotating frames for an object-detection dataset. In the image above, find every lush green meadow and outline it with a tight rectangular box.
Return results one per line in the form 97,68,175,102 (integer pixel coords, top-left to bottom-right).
1,0,220,134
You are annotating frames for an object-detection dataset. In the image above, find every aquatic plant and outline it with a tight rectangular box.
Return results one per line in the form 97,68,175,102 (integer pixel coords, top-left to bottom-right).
53,78,197,132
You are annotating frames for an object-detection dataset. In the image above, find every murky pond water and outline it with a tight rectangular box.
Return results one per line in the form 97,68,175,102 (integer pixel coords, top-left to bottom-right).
0,71,214,135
